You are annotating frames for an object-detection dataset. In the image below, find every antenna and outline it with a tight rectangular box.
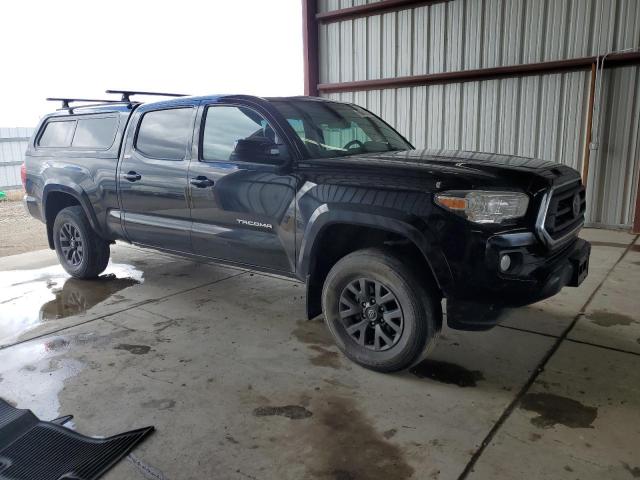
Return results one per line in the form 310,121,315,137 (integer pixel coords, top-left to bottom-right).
105,90,189,102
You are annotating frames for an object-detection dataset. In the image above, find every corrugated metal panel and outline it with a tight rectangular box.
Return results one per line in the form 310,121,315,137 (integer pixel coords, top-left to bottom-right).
330,71,590,163
587,65,640,227
0,128,33,189
317,0,382,14
317,0,640,228
319,0,640,82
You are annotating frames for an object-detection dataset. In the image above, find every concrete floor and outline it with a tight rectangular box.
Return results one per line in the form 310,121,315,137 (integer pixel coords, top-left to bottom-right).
0,229,638,480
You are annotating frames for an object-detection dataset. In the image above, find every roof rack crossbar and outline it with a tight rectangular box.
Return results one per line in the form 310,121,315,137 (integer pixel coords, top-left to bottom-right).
105,89,189,102
46,98,122,109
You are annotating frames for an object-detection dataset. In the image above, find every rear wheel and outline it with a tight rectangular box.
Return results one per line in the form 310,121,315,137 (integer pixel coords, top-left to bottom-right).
53,206,110,279
322,248,441,372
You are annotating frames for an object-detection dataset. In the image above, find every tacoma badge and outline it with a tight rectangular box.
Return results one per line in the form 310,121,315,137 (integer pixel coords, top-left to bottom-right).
236,219,273,229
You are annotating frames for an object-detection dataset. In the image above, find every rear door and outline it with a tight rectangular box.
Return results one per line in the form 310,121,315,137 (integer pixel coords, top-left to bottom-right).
118,102,197,252
188,100,298,272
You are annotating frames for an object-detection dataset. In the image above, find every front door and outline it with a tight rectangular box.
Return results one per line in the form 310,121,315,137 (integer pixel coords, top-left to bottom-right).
188,102,298,272
119,105,197,252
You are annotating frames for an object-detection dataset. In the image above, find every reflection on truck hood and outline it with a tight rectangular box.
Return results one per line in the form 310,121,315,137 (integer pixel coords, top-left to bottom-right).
321,149,562,171
304,148,578,190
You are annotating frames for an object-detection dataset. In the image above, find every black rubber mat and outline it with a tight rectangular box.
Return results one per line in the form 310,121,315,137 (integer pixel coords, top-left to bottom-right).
0,398,154,480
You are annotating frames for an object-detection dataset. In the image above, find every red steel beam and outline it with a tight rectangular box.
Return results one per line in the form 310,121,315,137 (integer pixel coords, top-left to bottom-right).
317,52,640,93
316,0,448,24
634,175,640,234
302,0,319,96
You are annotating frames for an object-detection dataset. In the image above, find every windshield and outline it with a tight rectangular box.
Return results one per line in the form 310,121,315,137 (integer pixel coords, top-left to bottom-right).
269,100,412,158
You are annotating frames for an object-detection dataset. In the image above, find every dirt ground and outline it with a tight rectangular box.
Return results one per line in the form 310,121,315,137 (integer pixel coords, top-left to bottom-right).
0,199,49,257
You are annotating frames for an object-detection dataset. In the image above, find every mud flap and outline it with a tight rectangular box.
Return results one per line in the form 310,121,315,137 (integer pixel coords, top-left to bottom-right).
446,299,504,331
0,398,154,480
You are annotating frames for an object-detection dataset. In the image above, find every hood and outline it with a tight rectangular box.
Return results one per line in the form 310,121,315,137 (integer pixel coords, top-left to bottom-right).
304,149,579,191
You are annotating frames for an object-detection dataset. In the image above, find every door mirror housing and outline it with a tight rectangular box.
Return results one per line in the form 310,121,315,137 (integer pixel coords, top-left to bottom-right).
231,138,291,166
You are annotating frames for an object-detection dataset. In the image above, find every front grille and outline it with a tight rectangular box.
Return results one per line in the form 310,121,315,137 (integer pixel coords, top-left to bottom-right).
542,181,585,241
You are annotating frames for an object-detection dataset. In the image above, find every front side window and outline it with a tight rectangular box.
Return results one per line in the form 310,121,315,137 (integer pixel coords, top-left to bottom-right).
39,120,75,147
72,117,118,149
202,105,283,164
270,100,411,158
136,108,193,160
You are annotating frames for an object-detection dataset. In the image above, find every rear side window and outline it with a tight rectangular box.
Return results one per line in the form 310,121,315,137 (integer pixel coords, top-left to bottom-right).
38,121,75,147
72,117,118,149
136,108,193,160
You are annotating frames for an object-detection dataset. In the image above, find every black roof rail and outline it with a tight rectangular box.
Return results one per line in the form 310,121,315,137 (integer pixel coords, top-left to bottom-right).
46,97,122,110
105,89,189,102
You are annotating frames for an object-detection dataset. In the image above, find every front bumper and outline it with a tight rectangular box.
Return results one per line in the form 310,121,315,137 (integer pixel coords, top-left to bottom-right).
445,233,590,330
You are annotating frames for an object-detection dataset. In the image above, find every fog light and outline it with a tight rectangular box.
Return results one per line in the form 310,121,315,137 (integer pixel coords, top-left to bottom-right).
500,254,511,272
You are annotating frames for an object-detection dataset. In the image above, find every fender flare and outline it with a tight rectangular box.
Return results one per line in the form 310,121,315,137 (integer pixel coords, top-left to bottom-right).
42,182,105,246
297,204,454,294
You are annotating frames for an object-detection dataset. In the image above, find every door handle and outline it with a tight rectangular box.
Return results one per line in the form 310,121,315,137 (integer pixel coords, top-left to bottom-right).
190,176,214,188
123,171,142,182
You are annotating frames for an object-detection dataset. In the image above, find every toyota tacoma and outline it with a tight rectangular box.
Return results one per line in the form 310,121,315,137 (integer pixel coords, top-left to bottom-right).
23,90,590,372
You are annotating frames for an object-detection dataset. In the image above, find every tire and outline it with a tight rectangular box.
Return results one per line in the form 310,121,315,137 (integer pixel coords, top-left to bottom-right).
53,206,110,279
322,247,441,373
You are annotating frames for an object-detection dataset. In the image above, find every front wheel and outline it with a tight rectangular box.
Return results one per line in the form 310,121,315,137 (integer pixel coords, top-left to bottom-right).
53,206,110,279
322,248,441,373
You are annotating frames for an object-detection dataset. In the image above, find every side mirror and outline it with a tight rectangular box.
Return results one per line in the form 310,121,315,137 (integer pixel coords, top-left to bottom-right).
232,138,290,165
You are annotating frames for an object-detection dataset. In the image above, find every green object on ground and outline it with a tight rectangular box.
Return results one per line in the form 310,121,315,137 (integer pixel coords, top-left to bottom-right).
0,191,6,200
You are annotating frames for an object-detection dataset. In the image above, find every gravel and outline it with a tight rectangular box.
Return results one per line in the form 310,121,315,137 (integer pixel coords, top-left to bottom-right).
0,200,49,257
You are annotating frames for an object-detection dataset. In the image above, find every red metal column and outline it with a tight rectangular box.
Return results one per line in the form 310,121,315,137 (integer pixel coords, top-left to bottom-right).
302,0,319,97
633,178,640,234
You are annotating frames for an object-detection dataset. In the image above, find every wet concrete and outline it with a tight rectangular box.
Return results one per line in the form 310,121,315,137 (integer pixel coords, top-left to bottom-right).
296,395,414,480
0,231,637,480
292,318,344,368
0,263,142,345
253,405,313,419
519,393,598,428
114,343,152,355
410,359,485,387
622,462,640,478
587,310,636,327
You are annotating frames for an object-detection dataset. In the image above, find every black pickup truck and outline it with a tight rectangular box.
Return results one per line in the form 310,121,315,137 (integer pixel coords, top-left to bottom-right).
23,90,590,372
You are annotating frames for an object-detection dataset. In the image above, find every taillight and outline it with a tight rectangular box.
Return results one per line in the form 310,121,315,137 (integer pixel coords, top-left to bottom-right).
20,162,27,190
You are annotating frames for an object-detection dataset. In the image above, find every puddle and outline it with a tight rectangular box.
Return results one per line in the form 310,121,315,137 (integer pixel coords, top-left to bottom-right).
0,339,83,420
587,310,637,327
410,359,484,387
0,263,143,345
520,392,598,428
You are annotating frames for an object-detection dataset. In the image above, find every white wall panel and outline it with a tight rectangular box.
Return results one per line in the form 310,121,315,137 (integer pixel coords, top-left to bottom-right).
0,128,33,189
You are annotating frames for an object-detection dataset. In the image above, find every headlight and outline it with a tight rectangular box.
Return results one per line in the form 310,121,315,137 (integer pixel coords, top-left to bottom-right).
435,190,529,224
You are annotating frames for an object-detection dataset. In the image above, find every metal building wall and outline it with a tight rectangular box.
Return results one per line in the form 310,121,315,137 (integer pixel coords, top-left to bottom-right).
318,0,640,82
0,128,33,189
324,70,590,169
314,0,640,228
587,65,640,227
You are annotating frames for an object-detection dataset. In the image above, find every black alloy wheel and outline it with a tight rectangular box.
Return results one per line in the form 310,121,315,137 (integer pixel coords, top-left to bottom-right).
58,222,84,267
338,278,404,351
